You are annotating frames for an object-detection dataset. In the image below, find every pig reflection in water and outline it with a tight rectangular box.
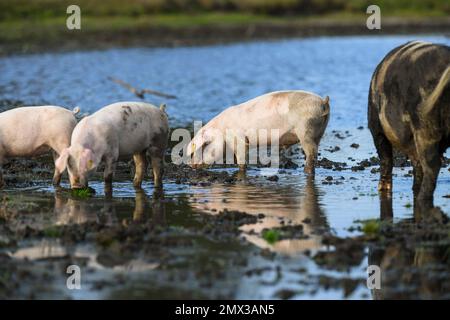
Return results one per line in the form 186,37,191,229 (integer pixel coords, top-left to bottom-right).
53,190,166,226
368,195,450,299
9,191,166,270
189,176,329,254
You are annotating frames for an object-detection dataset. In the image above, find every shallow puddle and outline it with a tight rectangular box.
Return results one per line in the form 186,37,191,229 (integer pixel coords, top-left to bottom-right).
1,35,449,299
1,148,449,299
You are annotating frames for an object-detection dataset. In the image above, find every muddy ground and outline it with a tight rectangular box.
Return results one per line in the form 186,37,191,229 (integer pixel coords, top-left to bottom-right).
0,134,449,299
1,99,449,299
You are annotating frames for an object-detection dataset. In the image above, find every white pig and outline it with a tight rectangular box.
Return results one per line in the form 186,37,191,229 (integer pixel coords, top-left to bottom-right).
186,90,330,174
55,102,169,189
0,105,80,187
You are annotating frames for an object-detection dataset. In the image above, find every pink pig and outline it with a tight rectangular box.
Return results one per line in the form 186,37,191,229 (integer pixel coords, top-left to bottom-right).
55,102,169,190
187,90,330,174
0,105,80,187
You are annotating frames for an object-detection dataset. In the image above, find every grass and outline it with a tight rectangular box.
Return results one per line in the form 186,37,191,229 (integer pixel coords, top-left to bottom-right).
1,0,448,53
71,187,94,198
1,8,448,42
1,0,448,21
262,229,281,244
361,219,381,236
43,226,62,238
0,13,277,44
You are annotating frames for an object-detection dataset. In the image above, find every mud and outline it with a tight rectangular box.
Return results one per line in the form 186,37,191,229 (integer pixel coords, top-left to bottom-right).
1,33,450,301
0,139,448,299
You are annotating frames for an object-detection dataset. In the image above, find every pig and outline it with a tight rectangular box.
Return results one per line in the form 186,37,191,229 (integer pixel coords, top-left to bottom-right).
55,101,169,190
368,41,450,208
186,90,330,174
0,105,80,187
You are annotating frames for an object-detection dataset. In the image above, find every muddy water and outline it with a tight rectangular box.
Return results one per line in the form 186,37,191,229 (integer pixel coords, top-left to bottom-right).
0,35,450,299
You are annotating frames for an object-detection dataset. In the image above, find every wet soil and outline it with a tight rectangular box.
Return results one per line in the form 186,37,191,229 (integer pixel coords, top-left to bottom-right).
1,51,450,300
0,137,448,299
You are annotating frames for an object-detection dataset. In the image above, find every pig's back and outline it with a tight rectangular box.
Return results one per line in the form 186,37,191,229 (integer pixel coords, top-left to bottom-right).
0,106,76,156
214,91,325,130
93,101,167,131
0,105,73,120
230,91,324,116
0,105,75,131
88,102,168,156
93,102,161,119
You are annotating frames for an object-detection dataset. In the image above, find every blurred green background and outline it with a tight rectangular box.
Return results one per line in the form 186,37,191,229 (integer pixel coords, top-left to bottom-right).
1,0,449,20
1,0,449,54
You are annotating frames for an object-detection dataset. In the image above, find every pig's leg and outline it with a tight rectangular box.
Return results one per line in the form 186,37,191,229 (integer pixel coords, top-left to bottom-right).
416,138,441,208
374,135,393,192
133,151,147,188
295,129,318,175
411,157,424,198
151,157,163,188
227,137,247,171
238,141,248,172
104,157,117,192
49,137,71,186
149,148,164,188
303,140,318,175
236,145,247,172
52,150,62,186
368,106,393,192
238,147,248,172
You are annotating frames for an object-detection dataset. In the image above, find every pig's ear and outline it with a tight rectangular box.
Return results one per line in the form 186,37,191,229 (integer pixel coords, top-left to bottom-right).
80,148,101,172
321,96,330,115
55,148,70,173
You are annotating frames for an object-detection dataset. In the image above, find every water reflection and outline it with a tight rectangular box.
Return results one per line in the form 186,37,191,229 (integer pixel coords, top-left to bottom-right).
368,194,450,299
190,176,329,255
3,177,448,299
8,189,167,263
52,188,166,226
54,193,116,226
